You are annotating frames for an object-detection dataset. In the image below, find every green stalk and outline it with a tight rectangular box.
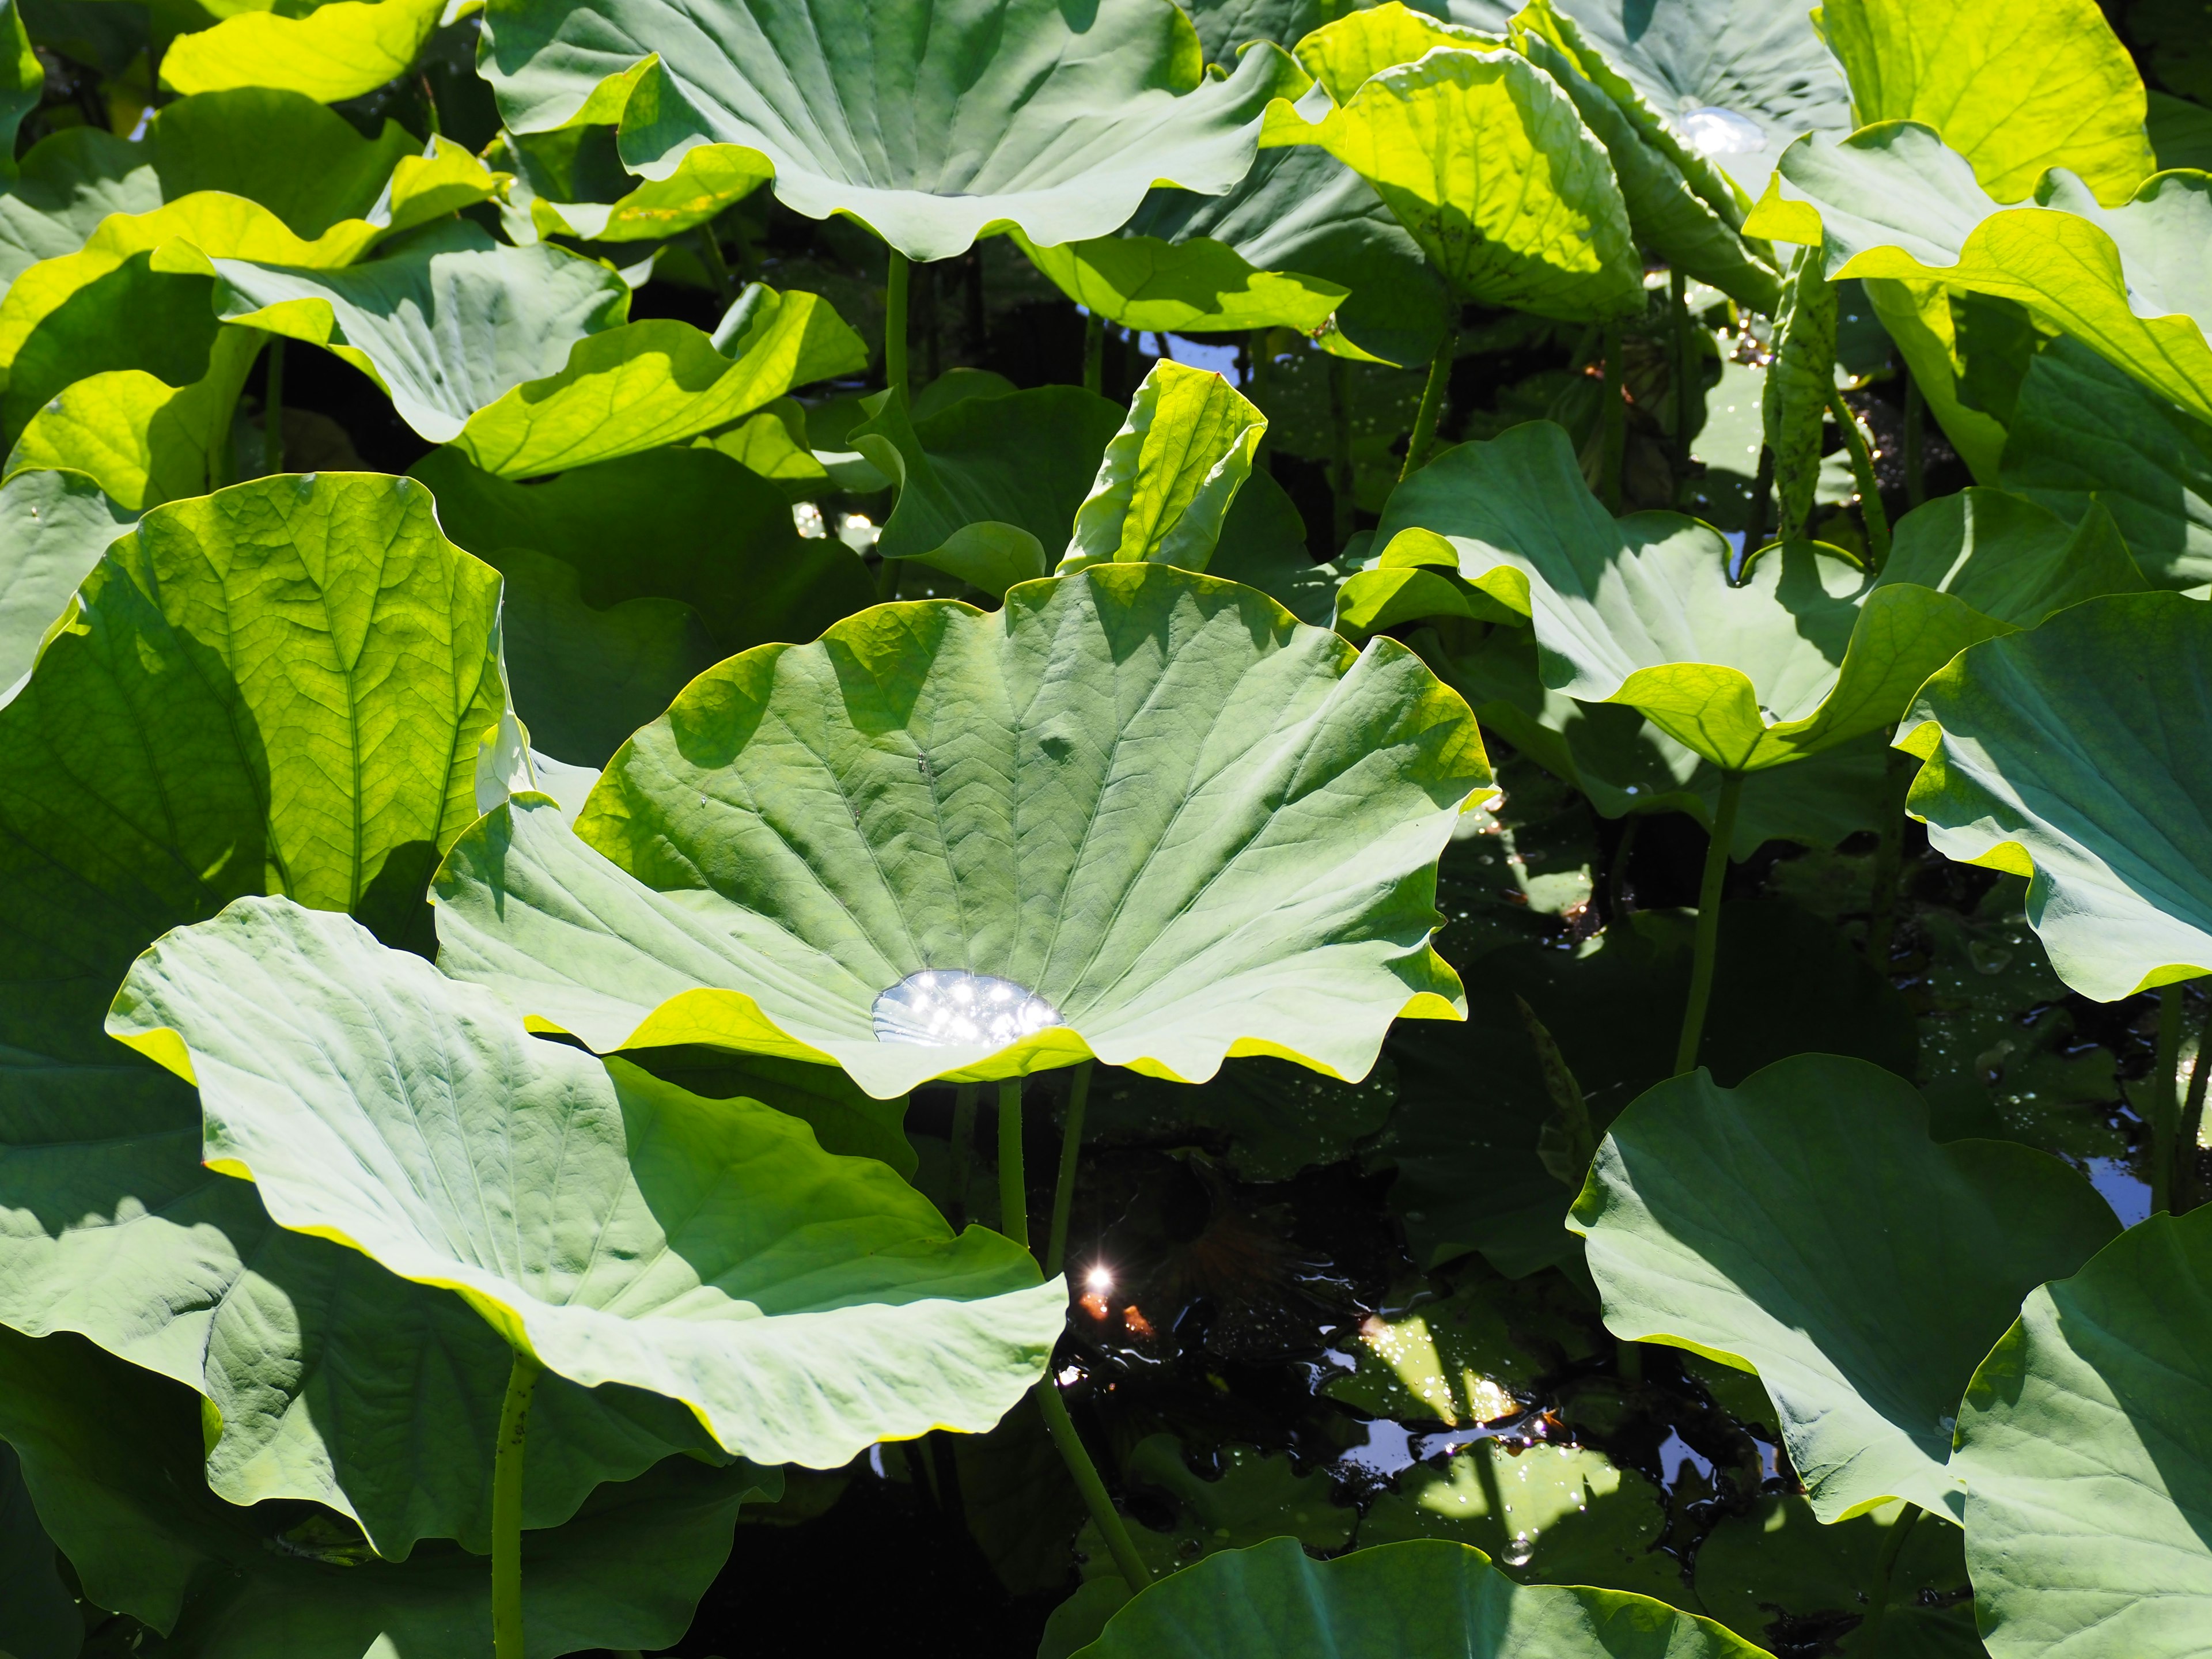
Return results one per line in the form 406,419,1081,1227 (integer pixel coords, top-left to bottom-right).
1865,739,1914,969
2153,984,2186,1215
1675,770,1745,1075
262,337,285,478
1903,369,1926,507
1398,321,1456,482
696,226,736,308
491,1351,543,1659
416,70,442,136
1327,353,1355,556
1670,268,1691,478
948,1082,979,1226
1743,443,1775,555
1082,310,1105,396
997,1078,1028,1252
1825,384,1890,570
1035,1378,1152,1592
1045,1061,1093,1278
1599,320,1626,514
885,249,912,406
2178,988,2212,1215
1857,1501,1923,1644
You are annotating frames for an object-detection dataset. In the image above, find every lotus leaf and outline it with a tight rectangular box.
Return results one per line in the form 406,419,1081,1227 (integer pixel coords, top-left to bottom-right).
1745,122,2212,427
109,896,1068,1464
1897,590,2212,1000
0,126,162,287
1287,2,1500,103
1060,361,1266,574
1260,25,1643,323
0,465,132,697
479,0,1308,262
1817,0,2154,207
0,1324,773,1653
161,0,449,105
503,135,772,244
410,445,873,655
1569,1054,2119,1521
1013,225,1347,343
1066,1535,1762,1657
3,346,260,509
2000,336,2212,590
433,563,1490,1097
1952,1207,2212,1658
1076,1435,1354,1581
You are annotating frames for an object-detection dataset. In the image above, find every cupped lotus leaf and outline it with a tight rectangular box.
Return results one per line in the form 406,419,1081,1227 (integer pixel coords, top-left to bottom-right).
2000,335,2212,590
1817,0,2154,207
479,0,1308,263
1568,1054,2119,1522
1288,2,1500,104
1952,1208,2212,1658
444,285,868,478
161,0,449,104
1014,225,1347,341
851,384,1123,599
1512,3,1781,315
1059,361,1266,575
433,563,1490,1097
0,465,132,698
0,1324,775,1653
410,445,874,656
207,219,633,445
1260,42,1643,323
1745,122,2212,426
145,88,416,238
1066,1535,1763,1658
1896,591,2212,1000
109,897,1068,1465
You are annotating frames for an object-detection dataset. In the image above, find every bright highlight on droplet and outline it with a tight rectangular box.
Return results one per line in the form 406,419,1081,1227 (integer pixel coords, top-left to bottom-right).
1677,105,1764,157
1085,1265,1114,1293
871,968,1062,1047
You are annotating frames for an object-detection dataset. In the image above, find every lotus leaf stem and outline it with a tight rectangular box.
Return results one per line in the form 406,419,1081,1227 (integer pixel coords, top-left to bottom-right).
491,1350,543,1659
1858,1500,1923,1642
997,1078,1028,1251
2153,984,2186,1215
416,70,441,136
1082,310,1104,396
1865,741,1914,969
1670,268,1691,476
1675,770,1745,1075
1599,321,1626,515
262,338,285,478
885,250,912,406
1035,1377,1153,1592
1399,321,1456,482
1743,443,1774,556
1045,1060,1093,1277
2179,987,2211,1214
695,227,736,308
1327,353,1355,555
948,1082,979,1226
1903,369,1926,507
1824,384,1890,570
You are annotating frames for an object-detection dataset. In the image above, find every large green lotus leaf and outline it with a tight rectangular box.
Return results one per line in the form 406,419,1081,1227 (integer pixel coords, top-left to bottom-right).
1527,0,1851,202
161,0,448,104
1060,361,1267,575
1897,591,2212,1001
109,896,1068,1464
1014,225,1347,342
1512,4,1781,315
206,219,633,444
0,464,133,697
410,445,874,656
0,127,161,288
1569,1054,2120,1521
2000,335,2212,591
1066,1535,1762,1658
479,0,1308,263
1260,37,1643,323
1881,484,2146,622
1817,0,2154,207
1745,122,2212,427
433,563,1490,1097
502,131,772,244
0,1443,75,1659
1287,2,1501,103
1952,1208,2212,1659
0,1324,774,1654
850,383,1123,597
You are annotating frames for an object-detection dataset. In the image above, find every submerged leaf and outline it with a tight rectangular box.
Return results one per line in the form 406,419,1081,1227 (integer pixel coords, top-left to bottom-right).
433,564,1490,1097
1570,1054,2118,1521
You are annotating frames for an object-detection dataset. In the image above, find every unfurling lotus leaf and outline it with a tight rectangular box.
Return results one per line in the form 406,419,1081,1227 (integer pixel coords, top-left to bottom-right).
1066,1535,1763,1657
0,472,748,1559
1355,423,2146,771
160,0,450,107
433,562,1491,1099
1059,361,1266,575
1570,1054,2119,1522
0,1324,775,1653
1260,13,1643,323
478,0,1309,262
108,897,1068,1465
1745,122,2212,428
1897,590,2212,1001
1952,1208,2212,1659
